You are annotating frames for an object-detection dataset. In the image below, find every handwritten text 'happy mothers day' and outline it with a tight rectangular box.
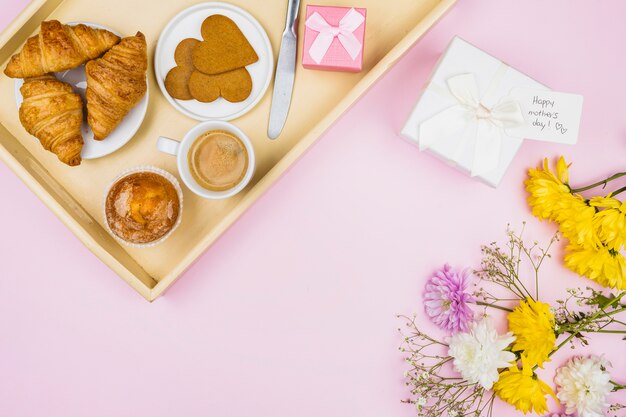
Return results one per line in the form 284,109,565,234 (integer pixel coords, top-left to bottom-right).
510,88,583,144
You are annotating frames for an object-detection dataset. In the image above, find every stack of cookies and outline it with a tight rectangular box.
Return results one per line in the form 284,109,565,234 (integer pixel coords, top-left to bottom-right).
165,15,259,103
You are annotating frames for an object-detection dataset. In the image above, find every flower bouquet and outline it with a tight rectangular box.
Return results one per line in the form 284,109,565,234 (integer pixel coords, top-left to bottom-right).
399,227,626,417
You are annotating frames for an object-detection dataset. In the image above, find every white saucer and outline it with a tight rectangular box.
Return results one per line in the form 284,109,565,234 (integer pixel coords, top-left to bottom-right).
14,22,149,160
154,2,273,121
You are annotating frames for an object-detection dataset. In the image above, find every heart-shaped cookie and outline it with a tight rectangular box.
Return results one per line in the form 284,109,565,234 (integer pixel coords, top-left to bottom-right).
164,38,200,100
188,68,252,103
192,15,259,75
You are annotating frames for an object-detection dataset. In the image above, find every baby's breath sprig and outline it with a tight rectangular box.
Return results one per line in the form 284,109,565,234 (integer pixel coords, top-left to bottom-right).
608,403,626,416
398,315,495,417
473,224,559,308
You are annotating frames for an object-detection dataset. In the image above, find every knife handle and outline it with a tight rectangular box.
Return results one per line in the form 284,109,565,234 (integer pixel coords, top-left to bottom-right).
284,0,301,35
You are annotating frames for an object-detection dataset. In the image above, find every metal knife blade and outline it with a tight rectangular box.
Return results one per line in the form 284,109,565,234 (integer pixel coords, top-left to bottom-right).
267,0,301,140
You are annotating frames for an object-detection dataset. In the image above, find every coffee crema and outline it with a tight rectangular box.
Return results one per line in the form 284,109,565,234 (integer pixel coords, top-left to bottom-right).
188,130,248,191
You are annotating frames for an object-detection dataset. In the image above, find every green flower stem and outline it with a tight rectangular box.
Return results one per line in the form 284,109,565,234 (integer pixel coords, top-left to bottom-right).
592,329,626,334
556,303,626,335
475,301,514,313
550,292,625,359
570,172,626,193
611,380,626,391
603,305,626,318
610,185,626,197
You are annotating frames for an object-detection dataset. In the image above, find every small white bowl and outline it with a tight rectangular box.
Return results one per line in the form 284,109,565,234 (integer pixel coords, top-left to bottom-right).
103,166,183,248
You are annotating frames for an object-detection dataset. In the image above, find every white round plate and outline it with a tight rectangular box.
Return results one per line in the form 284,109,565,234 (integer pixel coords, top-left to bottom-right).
155,2,273,121
14,22,149,160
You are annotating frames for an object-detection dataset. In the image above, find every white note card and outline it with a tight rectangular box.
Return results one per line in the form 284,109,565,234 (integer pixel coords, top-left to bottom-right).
507,88,583,144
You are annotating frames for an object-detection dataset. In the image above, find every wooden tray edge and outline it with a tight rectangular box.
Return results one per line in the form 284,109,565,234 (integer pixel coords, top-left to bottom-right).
0,128,156,300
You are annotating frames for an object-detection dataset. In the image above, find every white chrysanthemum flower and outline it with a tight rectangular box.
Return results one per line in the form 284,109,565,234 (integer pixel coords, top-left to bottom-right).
554,355,613,417
447,317,516,390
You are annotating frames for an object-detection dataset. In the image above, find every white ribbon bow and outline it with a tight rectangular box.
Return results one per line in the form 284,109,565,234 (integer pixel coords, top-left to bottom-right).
419,73,525,177
305,8,365,64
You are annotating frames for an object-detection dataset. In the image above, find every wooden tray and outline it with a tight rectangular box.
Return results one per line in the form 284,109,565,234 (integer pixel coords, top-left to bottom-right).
0,0,455,301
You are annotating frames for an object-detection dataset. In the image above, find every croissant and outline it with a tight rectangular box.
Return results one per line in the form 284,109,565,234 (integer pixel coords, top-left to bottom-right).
85,32,147,140
19,75,84,166
4,20,120,78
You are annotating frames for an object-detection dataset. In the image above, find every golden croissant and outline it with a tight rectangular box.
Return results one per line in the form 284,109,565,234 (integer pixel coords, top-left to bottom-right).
19,75,84,166
4,20,120,78
85,32,147,140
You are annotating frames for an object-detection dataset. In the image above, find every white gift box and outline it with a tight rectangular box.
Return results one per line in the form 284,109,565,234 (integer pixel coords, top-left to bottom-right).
400,36,549,187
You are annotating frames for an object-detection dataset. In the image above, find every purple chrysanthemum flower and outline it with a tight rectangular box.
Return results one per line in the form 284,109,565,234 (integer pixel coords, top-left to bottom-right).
423,264,474,333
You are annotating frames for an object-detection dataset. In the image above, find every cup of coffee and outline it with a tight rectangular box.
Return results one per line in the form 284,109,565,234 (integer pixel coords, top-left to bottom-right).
157,121,255,199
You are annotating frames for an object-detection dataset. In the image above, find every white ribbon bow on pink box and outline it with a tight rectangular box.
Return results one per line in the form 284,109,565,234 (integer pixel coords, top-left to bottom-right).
305,8,365,65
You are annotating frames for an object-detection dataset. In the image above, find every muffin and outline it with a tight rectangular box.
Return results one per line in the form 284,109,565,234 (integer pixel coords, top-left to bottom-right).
104,166,183,247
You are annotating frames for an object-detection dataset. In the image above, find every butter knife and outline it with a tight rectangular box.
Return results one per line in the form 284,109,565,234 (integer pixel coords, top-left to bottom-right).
267,0,301,139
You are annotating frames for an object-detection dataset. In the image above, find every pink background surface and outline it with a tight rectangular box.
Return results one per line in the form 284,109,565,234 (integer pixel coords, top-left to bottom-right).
302,5,365,72
1,1,625,416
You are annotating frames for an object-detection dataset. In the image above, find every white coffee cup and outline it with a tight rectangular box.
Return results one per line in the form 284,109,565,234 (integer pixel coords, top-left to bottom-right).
157,121,255,199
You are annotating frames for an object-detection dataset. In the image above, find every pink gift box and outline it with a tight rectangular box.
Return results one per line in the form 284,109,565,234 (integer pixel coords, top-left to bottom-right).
302,5,367,72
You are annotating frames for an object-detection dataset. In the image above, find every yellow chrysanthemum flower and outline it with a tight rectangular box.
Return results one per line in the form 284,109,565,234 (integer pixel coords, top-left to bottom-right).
525,157,600,247
554,194,600,248
564,244,626,290
507,298,555,368
494,355,558,415
590,197,626,251
525,157,571,221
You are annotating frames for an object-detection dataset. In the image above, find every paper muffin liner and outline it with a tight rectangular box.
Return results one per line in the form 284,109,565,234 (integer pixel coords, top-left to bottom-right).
103,165,184,249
